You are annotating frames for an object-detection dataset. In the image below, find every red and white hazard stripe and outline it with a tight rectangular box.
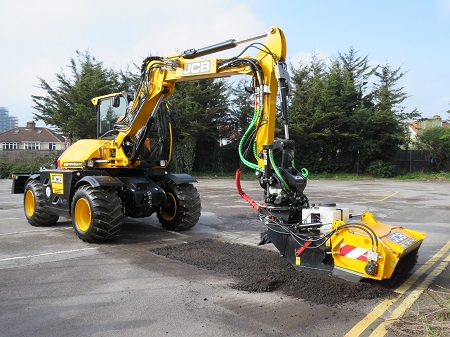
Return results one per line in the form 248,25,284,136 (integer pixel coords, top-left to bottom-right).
339,244,368,261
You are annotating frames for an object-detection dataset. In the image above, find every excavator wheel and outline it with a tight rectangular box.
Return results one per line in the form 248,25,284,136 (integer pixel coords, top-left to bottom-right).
71,185,122,243
157,179,201,231
24,180,59,227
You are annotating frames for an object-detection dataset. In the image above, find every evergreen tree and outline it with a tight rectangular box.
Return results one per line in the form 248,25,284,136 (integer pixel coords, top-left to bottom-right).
230,79,254,137
289,49,418,174
290,50,372,172
289,53,326,172
418,127,450,171
32,51,123,141
366,63,419,163
167,79,231,172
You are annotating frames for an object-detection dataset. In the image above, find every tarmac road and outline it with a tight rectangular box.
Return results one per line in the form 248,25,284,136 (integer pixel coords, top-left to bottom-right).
0,177,449,337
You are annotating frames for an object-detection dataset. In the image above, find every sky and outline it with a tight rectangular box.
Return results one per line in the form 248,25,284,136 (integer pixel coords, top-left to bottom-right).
1,0,449,127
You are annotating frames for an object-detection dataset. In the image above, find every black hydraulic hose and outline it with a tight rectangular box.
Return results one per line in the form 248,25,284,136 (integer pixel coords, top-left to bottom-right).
336,224,378,250
259,208,336,250
129,94,165,164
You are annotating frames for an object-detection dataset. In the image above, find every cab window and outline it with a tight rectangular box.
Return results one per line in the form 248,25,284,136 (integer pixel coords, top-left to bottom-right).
97,95,127,137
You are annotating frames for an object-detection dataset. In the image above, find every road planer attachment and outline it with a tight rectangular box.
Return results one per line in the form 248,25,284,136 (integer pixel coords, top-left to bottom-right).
236,171,425,283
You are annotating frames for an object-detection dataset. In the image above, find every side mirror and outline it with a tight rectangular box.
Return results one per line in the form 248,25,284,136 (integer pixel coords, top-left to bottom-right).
126,92,134,103
113,95,121,108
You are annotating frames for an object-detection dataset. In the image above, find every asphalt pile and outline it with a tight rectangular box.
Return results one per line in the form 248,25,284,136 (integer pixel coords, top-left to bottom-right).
151,239,393,305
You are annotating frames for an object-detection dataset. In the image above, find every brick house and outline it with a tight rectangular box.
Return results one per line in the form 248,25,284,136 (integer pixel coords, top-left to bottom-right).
0,121,66,151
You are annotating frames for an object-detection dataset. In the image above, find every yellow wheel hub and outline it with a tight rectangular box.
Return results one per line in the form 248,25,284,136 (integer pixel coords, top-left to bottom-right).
25,190,35,217
161,192,177,221
74,198,92,232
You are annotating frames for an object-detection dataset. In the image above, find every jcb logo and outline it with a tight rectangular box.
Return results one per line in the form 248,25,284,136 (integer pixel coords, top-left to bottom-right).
50,174,64,194
51,175,63,184
183,61,211,75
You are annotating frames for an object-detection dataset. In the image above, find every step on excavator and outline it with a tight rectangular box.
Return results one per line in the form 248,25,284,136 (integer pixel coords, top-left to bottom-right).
12,26,425,282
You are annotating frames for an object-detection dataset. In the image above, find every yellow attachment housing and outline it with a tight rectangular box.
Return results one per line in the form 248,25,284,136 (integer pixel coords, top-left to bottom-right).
329,212,425,280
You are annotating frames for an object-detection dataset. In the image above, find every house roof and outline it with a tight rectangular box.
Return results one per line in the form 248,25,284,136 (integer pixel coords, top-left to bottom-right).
0,121,65,143
408,116,450,136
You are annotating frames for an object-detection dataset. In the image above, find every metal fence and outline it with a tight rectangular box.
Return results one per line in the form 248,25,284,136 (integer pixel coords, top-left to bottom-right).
394,149,431,172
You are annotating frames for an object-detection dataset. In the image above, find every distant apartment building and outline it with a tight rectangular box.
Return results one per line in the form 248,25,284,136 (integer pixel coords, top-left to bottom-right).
0,107,18,133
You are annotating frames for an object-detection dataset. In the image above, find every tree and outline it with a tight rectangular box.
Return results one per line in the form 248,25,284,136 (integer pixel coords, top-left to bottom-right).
289,53,327,172
32,51,125,141
290,49,373,172
167,79,231,172
418,127,450,171
229,79,254,137
289,49,419,174
366,63,420,163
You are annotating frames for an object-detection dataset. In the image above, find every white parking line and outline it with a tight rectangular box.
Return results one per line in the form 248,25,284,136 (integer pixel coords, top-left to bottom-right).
0,228,71,236
0,247,99,262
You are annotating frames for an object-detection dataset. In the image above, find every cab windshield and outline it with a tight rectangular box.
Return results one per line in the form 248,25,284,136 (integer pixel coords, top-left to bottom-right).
97,95,128,138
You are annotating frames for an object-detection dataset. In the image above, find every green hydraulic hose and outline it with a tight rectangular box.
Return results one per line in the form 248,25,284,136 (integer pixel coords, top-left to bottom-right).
269,149,291,192
238,107,262,171
291,159,309,178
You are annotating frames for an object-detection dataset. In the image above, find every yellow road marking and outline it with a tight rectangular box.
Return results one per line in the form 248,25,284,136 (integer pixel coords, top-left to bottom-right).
320,192,398,202
368,256,449,336
379,191,398,202
343,239,450,337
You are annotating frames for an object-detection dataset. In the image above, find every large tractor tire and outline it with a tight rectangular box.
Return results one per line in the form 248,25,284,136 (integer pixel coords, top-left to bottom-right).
157,180,201,231
71,185,122,243
24,180,59,227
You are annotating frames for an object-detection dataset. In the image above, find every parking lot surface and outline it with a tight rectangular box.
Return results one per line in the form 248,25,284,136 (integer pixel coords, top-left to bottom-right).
0,178,449,337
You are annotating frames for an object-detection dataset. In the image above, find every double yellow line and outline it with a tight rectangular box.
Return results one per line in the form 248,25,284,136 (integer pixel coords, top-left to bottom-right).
344,239,450,337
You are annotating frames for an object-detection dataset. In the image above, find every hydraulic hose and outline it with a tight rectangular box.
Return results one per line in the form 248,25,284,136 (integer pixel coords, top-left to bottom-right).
268,149,290,192
238,105,262,171
235,169,259,211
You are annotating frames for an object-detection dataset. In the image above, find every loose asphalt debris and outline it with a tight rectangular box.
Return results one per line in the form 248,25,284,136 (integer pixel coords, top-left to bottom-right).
151,239,393,305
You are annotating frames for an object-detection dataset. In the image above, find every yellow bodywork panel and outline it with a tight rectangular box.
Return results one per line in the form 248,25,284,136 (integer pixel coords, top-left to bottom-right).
329,212,426,280
90,92,122,106
58,139,131,168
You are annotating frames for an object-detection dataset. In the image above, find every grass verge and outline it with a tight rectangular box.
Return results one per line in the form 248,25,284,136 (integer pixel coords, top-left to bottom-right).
388,288,450,337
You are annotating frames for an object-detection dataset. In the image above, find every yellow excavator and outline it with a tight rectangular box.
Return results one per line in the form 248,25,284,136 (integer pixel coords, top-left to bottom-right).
12,26,425,282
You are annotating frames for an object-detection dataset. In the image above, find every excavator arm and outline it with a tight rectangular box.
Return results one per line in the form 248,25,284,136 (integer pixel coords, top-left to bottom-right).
108,26,287,170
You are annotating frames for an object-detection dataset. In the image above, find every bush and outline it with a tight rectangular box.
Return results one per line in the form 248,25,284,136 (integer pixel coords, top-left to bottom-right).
0,154,58,179
366,160,399,178
0,162,14,179
0,162,44,179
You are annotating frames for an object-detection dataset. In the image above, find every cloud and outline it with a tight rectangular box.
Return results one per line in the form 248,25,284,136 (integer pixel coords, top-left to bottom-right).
437,0,450,16
0,0,267,125
289,50,331,67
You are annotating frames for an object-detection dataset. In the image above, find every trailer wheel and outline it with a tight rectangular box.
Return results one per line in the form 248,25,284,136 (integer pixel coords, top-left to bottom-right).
71,185,122,243
157,180,201,231
24,180,59,226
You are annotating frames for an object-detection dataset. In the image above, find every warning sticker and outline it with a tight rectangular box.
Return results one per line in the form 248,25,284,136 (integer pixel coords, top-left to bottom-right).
388,232,408,243
401,238,417,248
